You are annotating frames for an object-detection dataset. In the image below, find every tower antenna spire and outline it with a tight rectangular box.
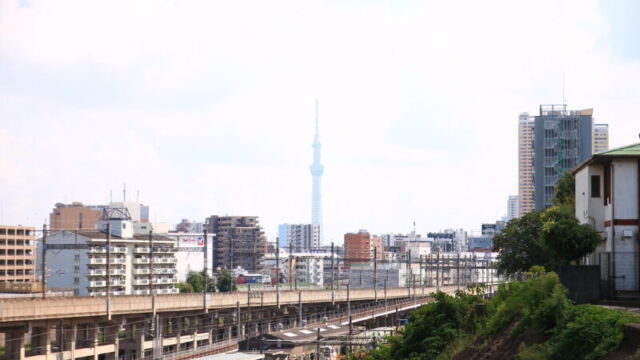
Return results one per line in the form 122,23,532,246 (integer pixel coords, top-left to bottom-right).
315,99,319,135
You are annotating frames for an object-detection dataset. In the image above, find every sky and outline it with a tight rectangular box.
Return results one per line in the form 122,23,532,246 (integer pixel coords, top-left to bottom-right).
1,0,640,244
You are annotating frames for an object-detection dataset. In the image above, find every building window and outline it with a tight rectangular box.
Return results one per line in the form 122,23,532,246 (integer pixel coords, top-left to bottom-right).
74,254,80,261
74,277,80,285
591,175,601,198
74,265,80,273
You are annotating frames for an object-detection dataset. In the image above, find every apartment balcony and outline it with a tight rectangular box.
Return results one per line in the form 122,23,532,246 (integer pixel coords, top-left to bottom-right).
89,246,126,254
133,279,150,286
152,277,177,285
89,269,125,276
133,289,150,295
89,257,126,265
89,279,125,287
154,257,174,264
134,268,150,275
134,247,150,253
133,258,150,264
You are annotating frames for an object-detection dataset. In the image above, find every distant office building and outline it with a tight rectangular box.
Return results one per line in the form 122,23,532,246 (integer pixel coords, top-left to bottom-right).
507,195,518,221
45,208,178,296
206,215,267,272
344,230,372,269
592,123,609,154
533,105,594,210
175,219,205,234
278,224,320,252
0,225,36,285
348,263,407,288
518,113,536,216
49,202,107,230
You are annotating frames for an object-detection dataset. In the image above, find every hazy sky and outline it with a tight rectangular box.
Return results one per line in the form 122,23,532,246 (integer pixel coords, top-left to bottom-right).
1,0,639,243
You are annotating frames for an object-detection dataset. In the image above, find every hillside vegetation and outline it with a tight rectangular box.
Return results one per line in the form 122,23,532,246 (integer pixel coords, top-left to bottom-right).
354,272,638,360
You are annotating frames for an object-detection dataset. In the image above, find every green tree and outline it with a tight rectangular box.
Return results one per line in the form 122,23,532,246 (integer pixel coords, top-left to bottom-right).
553,170,575,211
541,217,601,265
216,269,237,292
493,210,555,275
185,271,215,293
176,282,194,293
186,271,205,292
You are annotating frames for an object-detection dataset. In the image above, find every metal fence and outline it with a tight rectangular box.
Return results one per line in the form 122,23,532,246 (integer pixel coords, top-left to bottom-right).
589,252,639,298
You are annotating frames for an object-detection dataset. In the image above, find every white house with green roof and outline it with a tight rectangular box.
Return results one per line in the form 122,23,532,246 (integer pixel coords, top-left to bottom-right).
574,142,640,292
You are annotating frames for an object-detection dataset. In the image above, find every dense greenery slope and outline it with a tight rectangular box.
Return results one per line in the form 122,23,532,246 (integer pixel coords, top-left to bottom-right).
354,272,637,360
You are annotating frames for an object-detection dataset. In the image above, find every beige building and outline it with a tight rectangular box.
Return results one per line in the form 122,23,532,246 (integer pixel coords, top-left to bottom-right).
0,225,36,284
49,202,106,230
518,113,536,216
593,123,609,154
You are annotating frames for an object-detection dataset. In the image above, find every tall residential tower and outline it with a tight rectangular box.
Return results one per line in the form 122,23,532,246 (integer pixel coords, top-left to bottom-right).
518,113,536,216
310,100,324,243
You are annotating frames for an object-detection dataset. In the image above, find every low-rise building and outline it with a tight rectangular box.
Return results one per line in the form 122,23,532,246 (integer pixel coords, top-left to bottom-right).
575,142,640,292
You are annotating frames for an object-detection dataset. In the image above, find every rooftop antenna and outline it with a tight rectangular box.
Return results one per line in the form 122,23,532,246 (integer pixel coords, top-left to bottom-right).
109,190,112,203
123,182,126,203
136,190,140,204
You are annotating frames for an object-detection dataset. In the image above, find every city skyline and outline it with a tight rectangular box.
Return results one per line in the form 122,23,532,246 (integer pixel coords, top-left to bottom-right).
2,1,640,244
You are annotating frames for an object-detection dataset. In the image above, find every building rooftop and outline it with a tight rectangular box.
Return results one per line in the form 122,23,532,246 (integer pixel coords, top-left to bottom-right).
594,142,640,157
72,230,175,242
575,142,640,173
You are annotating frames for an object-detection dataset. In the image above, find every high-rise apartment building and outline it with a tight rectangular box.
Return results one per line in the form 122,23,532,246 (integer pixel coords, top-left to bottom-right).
278,224,320,252
0,225,36,283
45,208,178,296
593,123,609,154
507,195,518,221
518,113,536,216
344,230,382,269
534,105,593,210
206,215,267,272
49,202,107,230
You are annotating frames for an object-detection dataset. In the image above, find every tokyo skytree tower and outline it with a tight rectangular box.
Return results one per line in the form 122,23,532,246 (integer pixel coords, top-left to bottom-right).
309,100,324,242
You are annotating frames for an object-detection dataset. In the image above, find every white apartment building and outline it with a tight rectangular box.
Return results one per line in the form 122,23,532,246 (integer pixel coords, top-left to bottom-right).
262,251,330,286
45,208,178,296
575,142,640,292
278,224,320,252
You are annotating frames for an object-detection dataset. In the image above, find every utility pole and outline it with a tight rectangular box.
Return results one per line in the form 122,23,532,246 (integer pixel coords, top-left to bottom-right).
456,252,460,290
289,241,293,291
41,224,47,299
203,229,208,310
276,239,280,308
316,328,321,360
149,230,154,295
436,250,440,292
419,255,423,295
373,246,377,301
106,222,111,297
330,242,335,290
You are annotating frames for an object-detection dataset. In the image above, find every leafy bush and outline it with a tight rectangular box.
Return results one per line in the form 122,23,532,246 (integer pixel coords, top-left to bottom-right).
548,305,635,360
